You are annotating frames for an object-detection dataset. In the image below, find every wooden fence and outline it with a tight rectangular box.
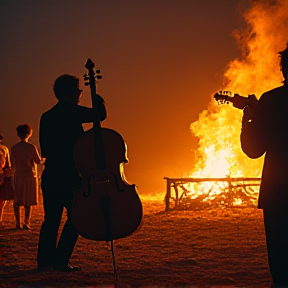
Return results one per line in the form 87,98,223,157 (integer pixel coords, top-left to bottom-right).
164,176,261,211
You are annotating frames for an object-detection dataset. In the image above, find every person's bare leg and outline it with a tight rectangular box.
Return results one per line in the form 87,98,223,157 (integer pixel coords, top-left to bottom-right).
23,206,31,229
0,200,6,229
13,203,21,229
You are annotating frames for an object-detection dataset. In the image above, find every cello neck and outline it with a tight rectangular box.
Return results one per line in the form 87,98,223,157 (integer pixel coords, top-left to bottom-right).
84,59,106,170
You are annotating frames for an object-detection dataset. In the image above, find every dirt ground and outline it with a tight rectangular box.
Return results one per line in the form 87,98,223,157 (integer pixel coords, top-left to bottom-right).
0,194,272,288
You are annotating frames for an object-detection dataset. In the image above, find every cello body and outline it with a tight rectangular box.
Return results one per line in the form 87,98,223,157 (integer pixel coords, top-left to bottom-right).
72,127,143,241
71,59,142,243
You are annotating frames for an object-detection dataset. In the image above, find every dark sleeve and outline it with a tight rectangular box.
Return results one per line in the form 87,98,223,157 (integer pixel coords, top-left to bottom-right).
240,123,266,159
96,94,107,122
240,94,267,159
77,94,107,123
39,114,48,158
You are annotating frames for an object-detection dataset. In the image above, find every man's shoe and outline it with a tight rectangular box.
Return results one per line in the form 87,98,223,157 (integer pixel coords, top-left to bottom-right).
15,224,22,230
53,264,81,272
37,265,53,272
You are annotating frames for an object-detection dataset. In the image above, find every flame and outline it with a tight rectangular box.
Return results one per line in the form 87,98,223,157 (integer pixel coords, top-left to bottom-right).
186,0,288,207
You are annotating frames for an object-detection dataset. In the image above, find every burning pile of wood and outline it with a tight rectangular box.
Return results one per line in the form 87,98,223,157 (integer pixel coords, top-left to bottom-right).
164,177,260,211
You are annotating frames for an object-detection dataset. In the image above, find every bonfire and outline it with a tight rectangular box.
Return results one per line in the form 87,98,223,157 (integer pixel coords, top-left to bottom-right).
163,0,288,212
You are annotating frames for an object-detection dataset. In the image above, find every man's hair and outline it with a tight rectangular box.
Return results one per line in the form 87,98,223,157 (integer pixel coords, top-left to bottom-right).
0,134,3,141
279,43,288,71
16,124,32,139
53,74,80,100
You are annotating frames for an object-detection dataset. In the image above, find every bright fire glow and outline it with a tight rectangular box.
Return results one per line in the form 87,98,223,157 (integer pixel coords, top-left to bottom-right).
185,0,288,207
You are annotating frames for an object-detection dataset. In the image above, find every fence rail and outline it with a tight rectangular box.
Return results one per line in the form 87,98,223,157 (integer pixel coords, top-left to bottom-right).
164,176,261,211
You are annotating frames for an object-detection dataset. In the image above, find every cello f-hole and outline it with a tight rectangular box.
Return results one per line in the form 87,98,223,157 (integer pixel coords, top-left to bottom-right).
111,172,125,193
83,173,95,197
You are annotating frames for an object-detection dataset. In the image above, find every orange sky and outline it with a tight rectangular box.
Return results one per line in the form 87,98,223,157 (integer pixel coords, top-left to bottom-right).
0,0,247,195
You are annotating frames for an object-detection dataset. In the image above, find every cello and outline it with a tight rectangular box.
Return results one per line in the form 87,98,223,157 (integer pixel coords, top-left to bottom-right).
71,59,143,278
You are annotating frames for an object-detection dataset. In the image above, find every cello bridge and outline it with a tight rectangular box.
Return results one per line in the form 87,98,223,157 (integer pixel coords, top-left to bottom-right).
95,179,111,197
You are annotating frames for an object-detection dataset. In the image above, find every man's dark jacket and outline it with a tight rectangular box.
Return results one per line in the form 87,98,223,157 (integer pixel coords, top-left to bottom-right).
241,83,288,209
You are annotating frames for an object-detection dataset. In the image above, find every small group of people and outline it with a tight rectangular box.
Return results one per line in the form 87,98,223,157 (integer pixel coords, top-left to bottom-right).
35,42,288,287
1,73,107,273
0,125,42,230
1,42,288,287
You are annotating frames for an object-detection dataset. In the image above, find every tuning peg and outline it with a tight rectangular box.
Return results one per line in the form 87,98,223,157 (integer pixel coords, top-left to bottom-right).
96,75,102,80
84,82,90,86
83,74,90,81
96,69,101,74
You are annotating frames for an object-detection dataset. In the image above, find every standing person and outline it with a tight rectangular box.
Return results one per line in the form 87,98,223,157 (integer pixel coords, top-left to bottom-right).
0,134,13,229
37,74,107,272
240,43,288,287
11,124,42,230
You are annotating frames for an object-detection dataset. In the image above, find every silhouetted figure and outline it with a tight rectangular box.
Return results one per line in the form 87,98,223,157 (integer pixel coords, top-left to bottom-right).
36,74,107,272
11,124,42,230
0,134,13,229
241,43,288,287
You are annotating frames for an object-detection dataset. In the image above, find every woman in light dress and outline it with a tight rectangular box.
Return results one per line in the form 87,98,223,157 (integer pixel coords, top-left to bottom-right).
11,124,42,230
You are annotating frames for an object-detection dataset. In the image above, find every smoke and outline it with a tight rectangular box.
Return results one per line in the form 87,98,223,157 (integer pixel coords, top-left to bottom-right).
224,0,288,95
189,0,288,178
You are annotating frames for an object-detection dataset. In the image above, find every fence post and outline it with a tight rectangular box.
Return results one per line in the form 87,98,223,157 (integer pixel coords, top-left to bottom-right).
165,178,171,211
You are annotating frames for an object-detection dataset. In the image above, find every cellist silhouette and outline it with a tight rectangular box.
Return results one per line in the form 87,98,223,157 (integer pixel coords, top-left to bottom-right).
37,73,107,272
71,59,143,281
